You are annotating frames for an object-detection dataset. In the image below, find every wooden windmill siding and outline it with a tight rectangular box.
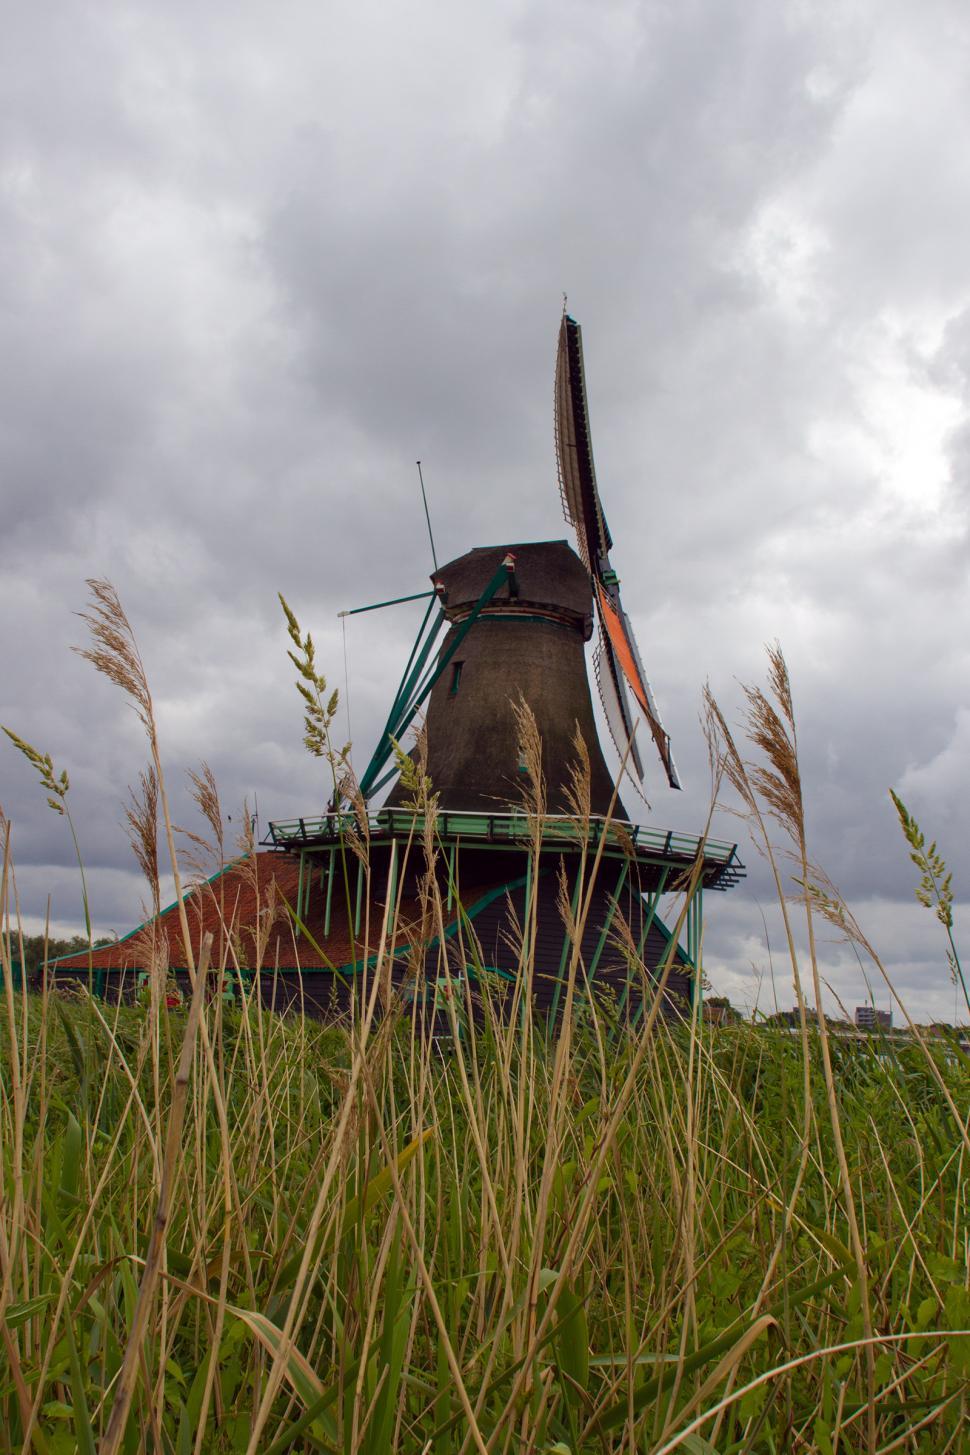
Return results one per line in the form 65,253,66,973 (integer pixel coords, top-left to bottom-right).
385,540,622,817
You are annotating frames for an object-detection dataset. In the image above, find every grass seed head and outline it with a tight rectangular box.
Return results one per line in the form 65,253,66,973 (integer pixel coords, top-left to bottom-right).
187,761,224,860
123,767,160,911
563,721,592,826
74,578,153,736
890,789,954,928
2,727,70,814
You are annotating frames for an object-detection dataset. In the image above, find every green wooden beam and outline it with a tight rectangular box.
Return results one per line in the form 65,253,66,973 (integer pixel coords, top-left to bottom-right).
619,865,670,1026
359,559,513,801
636,865,670,961
588,859,631,981
358,601,446,798
338,589,434,617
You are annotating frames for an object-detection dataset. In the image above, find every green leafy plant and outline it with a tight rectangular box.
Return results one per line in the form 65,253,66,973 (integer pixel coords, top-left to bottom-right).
279,593,348,783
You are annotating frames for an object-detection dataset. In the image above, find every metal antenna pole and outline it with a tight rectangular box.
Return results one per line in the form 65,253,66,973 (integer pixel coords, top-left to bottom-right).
341,612,353,744
416,460,439,572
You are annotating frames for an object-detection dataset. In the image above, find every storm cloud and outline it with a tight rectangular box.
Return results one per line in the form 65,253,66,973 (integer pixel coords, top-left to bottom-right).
2,0,969,1020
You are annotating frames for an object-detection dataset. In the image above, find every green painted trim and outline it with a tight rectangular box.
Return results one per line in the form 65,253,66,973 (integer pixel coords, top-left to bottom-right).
269,812,739,863
617,868,670,1023
341,589,435,617
636,868,670,961
388,592,439,709
358,594,441,798
359,602,446,798
629,906,689,1030
588,858,630,980
439,872,530,947
388,607,447,726
359,559,513,800
278,831,736,887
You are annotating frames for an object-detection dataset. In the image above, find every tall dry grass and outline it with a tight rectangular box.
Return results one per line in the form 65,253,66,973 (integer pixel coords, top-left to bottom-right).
0,593,967,1453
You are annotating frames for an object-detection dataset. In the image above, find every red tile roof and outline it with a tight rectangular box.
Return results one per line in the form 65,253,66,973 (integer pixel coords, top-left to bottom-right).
55,852,486,974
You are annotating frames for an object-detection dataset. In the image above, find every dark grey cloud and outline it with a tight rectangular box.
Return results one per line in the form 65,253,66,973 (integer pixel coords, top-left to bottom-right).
2,0,968,1019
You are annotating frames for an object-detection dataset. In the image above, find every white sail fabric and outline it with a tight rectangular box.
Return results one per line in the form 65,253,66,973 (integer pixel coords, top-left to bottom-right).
593,631,649,801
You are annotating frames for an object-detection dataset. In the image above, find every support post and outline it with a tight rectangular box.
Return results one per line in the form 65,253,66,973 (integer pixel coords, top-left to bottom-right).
622,865,670,1026
635,865,670,962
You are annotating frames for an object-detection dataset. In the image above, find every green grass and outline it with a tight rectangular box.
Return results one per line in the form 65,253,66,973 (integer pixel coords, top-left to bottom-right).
1,959,968,1453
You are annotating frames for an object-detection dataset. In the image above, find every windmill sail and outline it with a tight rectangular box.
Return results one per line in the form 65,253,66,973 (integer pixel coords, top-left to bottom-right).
554,314,611,571
555,311,681,791
593,632,646,790
595,583,680,790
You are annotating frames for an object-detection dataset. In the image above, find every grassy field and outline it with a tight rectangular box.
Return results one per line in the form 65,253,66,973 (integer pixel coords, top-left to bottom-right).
1,593,968,1452
1,945,968,1454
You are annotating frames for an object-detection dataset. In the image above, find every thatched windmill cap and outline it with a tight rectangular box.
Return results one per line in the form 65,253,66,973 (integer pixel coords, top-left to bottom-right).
433,540,594,638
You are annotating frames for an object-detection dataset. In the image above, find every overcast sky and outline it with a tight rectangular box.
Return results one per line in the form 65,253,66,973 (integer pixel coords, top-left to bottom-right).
3,0,969,1022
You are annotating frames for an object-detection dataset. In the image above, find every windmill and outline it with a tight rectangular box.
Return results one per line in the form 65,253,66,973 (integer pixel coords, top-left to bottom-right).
256,311,743,1021
54,314,743,1020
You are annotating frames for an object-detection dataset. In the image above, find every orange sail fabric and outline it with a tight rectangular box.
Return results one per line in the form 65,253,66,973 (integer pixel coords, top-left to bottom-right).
595,581,680,788
595,583,651,719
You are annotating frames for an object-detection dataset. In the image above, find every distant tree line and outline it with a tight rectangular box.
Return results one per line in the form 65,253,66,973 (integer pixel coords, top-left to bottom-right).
12,934,115,978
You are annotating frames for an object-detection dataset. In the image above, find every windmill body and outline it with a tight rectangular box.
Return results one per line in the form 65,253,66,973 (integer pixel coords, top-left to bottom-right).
385,540,622,818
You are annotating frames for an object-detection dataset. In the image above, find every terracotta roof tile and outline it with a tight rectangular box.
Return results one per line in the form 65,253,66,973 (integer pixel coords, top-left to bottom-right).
55,852,500,974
